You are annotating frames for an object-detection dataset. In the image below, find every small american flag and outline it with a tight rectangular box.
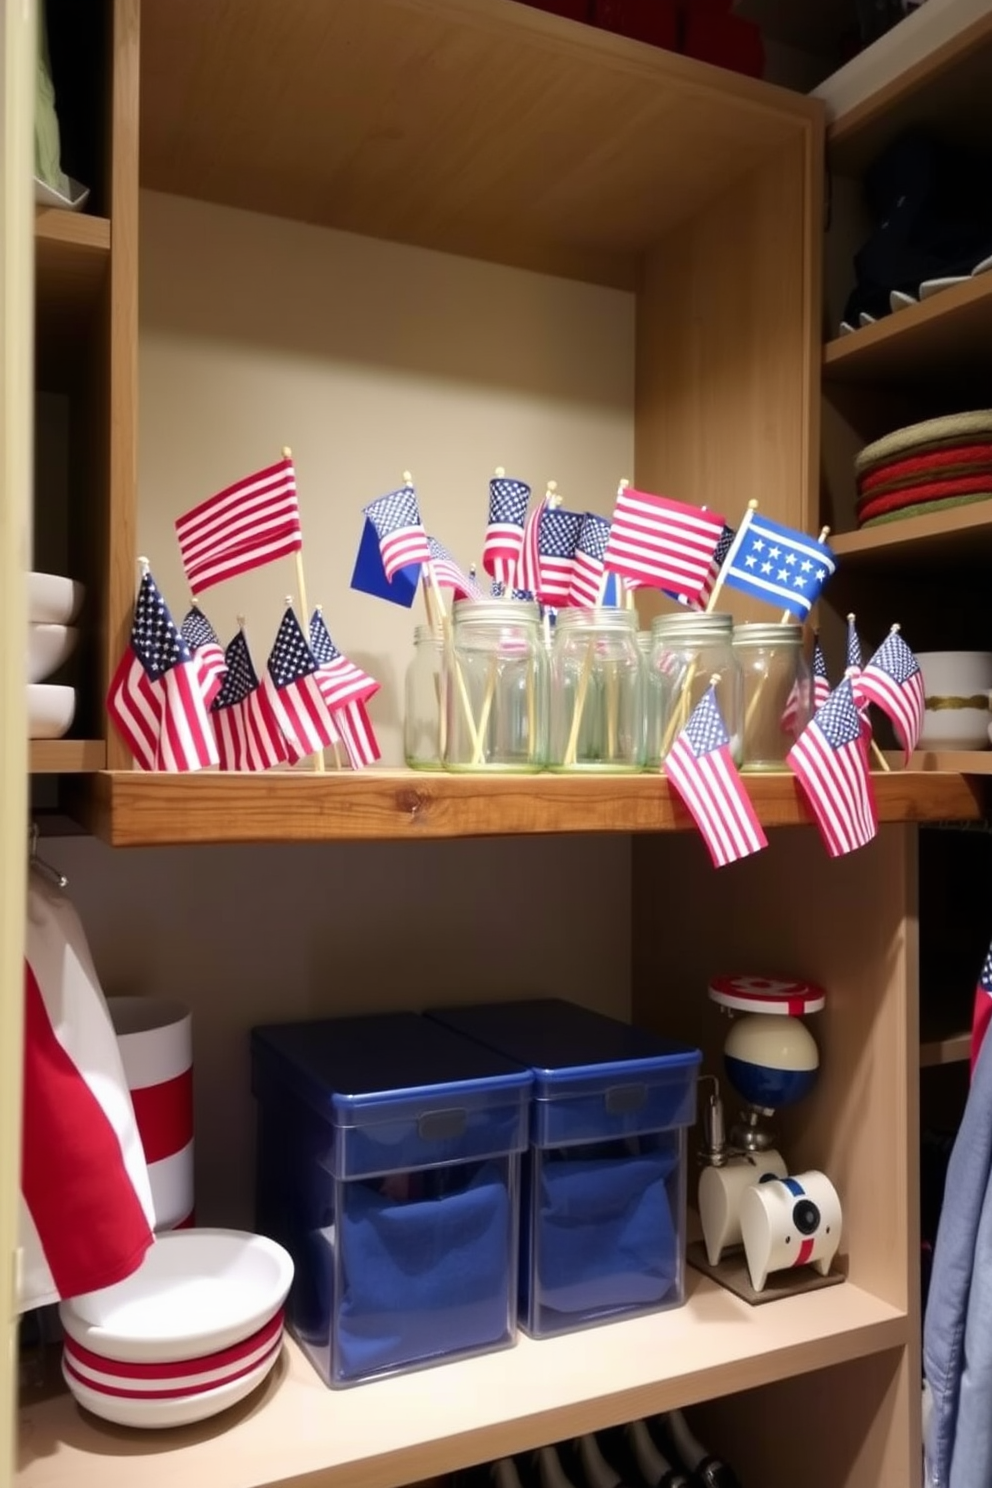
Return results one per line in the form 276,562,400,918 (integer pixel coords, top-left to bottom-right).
334,698,381,769
427,536,482,600
970,940,992,1079
308,610,381,769
664,687,767,868
482,476,530,586
210,629,287,771
515,498,543,598
264,608,340,764
846,614,868,711
490,581,533,600
180,605,227,708
812,632,830,710
107,570,218,772
858,629,925,761
175,457,302,594
364,485,431,581
603,486,727,600
534,506,582,605
660,523,735,610
723,512,835,618
569,512,621,607
787,678,878,857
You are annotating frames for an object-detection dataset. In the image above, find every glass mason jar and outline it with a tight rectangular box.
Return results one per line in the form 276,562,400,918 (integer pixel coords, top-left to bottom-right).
549,608,644,773
442,599,547,772
403,624,444,770
637,631,654,768
733,622,811,770
646,612,742,767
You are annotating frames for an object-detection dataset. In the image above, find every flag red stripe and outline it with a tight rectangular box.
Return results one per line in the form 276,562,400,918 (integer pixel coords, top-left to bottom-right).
859,668,924,758
971,983,992,1078
184,528,303,593
789,726,877,856
107,651,161,771
665,740,766,868
22,964,153,1299
178,487,299,563
175,461,295,542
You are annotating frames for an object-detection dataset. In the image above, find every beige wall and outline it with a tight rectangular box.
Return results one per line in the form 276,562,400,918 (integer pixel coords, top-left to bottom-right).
138,189,635,764
40,193,638,1228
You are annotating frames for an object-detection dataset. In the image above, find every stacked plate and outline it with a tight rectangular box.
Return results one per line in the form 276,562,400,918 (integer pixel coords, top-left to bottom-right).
855,411,992,530
28,571,84,738
59,1229,294,1429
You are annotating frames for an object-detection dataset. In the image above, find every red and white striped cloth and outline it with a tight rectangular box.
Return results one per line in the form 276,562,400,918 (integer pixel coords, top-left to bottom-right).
604,486,727,599
21,876,155,1312
175,458,303,594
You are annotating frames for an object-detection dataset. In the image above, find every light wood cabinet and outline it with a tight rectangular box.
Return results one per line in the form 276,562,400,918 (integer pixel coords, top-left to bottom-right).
11,3,984,1485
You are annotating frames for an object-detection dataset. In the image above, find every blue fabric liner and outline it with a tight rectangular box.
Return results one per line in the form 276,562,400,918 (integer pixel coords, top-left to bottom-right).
535,1145,678,1319
335,1160,511,1379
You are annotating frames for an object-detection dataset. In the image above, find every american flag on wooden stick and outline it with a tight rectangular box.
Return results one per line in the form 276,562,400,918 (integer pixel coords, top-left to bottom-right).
569,512,620,607
309,610,381,768
858,629,925,763
427,536,482,600
812,632,830,711
264,607,340,765
659,523,735,610
787,678,877,857
603,487,727,600
532,506,582,605
364,485,432,582
210,629,286,771
664,687,767,868
107,570,218,772
180,605,227,708
482,476,530,587
175,457,302,594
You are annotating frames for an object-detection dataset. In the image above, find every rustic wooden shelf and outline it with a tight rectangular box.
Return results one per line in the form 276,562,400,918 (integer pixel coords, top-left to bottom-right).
822,272,992,385
16,1273,905,1488
831,503,992,565
884,751,992,775
34,210,110,385
827,10,992,173
75,768,985,847
29,740,106,774
920,1027,970,1069
138,0,820,291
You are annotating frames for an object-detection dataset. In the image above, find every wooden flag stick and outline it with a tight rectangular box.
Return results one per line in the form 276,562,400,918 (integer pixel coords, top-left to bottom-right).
282,446,324,775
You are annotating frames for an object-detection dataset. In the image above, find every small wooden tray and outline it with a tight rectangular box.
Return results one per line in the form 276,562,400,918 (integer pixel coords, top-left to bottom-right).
686,1240,846,1307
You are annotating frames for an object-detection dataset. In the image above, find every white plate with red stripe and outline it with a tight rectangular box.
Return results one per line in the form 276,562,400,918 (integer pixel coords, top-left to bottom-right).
62,1312,284,1429
59,1229,294,1364
708,975,826,1017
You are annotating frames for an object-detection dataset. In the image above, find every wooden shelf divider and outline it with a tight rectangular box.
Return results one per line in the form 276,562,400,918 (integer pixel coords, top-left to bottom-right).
34,209,110,381
28,739,106,774
823,272,992,384
831,503,992,564
16,1275,906,1488
72,767,986,848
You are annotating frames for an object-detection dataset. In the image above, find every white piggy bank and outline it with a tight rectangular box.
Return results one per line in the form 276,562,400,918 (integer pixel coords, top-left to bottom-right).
698,1149,788,1267
739,1170,841,1292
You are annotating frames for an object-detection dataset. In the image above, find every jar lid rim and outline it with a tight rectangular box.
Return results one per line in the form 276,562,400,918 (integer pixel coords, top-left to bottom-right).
732,622,804,645
452,599,541,623
556,605,638,630
651,612,733,635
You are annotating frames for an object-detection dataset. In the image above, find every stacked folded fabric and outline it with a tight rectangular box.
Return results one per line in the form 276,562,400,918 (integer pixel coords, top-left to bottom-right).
855,411,992,529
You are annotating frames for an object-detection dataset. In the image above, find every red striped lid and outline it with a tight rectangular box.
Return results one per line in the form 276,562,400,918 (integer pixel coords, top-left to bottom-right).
708,975,825,1016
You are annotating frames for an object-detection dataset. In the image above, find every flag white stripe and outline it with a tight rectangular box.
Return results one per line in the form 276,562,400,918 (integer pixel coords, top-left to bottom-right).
188,532,303,590
176,468,296,544
708,749,765,854
666,749,736,866
180,495,301,565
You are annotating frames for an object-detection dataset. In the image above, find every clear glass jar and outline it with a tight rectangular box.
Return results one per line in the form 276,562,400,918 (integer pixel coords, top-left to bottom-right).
442,599,547,772
637,631,654,767
404,624,444,770
733,622,811,770
646,612,742,766
549,607,644,773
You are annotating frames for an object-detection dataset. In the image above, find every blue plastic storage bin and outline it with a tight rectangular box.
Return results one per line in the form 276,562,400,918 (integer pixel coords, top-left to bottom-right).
427,999,701,1338
251,1013,532,1386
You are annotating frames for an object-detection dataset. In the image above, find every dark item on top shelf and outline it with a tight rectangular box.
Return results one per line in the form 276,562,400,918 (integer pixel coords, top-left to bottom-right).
682,0,764,77
518,0,593,18
840,131,992,333
594,0,679,50
854,410,992,529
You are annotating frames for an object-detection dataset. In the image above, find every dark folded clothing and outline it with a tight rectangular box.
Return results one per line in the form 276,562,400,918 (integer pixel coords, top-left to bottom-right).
536,1148,678,1317
336,1160,511,1378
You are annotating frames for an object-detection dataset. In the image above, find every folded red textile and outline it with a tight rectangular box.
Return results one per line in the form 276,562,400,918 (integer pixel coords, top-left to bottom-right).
858,442,992,495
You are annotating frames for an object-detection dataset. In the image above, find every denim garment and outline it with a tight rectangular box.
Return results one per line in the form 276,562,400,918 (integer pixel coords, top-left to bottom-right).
923,1030,992,1486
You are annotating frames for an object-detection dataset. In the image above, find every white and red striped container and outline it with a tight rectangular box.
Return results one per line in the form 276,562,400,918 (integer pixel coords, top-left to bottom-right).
108,998,194,1231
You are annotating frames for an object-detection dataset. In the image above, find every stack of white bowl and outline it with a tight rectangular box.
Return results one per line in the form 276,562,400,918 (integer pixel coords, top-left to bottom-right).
28,572,84,739
59,1229,294,1429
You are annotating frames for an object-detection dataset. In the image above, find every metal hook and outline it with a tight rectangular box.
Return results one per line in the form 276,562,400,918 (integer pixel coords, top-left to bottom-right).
28,824,67,890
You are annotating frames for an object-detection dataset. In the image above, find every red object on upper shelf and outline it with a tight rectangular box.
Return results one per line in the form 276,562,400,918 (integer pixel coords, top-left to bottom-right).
514,0,764,78
594,0,679,49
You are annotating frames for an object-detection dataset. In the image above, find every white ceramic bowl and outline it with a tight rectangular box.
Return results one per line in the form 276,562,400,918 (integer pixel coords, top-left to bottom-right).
59,1228,294,1364
28,572,85,625
27,623,78,683
27,683,75,739
917,652,992,751
62,1335,282,1429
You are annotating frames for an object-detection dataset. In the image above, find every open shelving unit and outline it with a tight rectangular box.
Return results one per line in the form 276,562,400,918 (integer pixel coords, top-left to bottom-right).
10,2,975,1487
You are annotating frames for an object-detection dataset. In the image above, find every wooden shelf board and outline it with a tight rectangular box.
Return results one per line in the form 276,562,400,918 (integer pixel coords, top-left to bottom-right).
16,1274,906,1488
885,751,992,775
823,272,992,385
830,503,992,565
34,210,110,385
29,740,106,774
827,10,992,173
77,767,985,847
920,1028,970,1069
138,0,821,291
